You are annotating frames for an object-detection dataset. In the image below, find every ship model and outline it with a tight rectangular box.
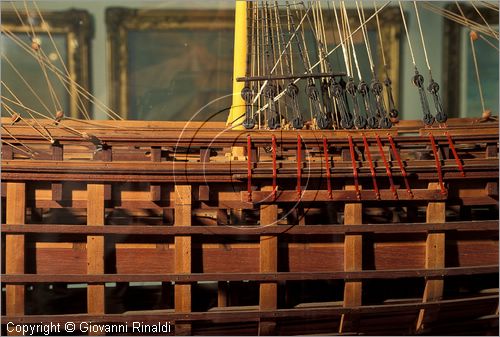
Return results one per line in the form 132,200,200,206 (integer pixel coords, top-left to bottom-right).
1,0,498,335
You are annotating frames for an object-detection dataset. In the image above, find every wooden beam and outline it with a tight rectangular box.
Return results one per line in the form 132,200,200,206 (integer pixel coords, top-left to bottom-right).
5,182,25,336
51,144,63,201
2,294,498,325
218,281,229,307
87,183,105,333
259,186,278,335
174,185,192,335
1,220,497,235
340,185,363,333
150,147,162,201
416,182,446,332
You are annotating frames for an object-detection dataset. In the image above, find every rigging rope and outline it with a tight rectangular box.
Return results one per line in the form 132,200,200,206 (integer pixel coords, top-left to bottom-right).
356,1,375,77
413,1,432,77
398,1,416,67
33,0,92,120
342,1,362,82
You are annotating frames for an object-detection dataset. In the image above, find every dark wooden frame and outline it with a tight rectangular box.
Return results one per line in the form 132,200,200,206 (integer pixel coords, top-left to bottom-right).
1,9,92,119
443,3,498,118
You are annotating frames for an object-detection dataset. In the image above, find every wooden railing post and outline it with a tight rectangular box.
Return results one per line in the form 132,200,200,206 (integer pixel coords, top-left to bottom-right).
6,182,26,336
51,143,63,201
174,185,192,335
87,183,105,334
150,146,162,201
259,186,278,335
339,185,362,333
416,182,446,332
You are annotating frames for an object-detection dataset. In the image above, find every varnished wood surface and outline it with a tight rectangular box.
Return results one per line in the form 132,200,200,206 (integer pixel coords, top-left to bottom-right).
1,117,498,335
2,294,497,324
2,220,497,235
2,265,498,283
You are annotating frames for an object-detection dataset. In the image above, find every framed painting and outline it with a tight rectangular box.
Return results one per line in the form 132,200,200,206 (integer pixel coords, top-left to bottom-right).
1,8,92,119
312,6,403,116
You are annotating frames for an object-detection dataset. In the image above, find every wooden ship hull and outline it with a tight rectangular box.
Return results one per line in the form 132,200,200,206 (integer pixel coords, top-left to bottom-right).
1,0,499,335
1,117,498,335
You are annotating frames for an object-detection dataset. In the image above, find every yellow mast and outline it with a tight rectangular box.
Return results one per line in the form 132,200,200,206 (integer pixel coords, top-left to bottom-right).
227,0,248,130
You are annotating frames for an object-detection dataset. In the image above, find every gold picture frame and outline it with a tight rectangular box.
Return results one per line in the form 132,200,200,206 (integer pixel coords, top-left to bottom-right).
1,9,92,119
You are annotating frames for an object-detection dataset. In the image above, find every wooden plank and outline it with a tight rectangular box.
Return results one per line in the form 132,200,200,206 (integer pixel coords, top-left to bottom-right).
259,186,278,335
87,183,105,329
218,281,229,307
150,147,162,201
5,182,26,336
1,220,498,235
30,239,496,276
416,182,446,332
149,147,169,311
249,189,448,203
1,116,493,130
2,143,14,160
340,185,363,333
200,148,211,162
3,159,498,183
2,294,497,325
3,265,498,283
198,185,210,201
174,185,192,335
486,144,498,158
51,144,63,201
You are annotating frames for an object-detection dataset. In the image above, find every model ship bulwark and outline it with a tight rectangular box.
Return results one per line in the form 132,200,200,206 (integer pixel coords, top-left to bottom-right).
1,116,498,335
1,0,499,334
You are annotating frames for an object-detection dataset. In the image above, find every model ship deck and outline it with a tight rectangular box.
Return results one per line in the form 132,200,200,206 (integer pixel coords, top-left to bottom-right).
1,117,498,335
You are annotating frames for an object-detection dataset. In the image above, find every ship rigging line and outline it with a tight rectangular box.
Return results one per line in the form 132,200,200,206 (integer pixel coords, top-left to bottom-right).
356,1,375,78
332,0,350,78
10,0,58,118
1,126,38,156
470,34,487,115
2,53,53,116
413,1,433,78
1,101,54,145
1,139,35,157
21,0,64,116
342,1,362,82
373,0,389,78
1,26,123,121
479,34,499,52
422,2,498,40
252,1,391,117
398,1,417,68
32,0,93,120
251,3,312,105
468,1,499,40
1,83,55,143
1,94,91,139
